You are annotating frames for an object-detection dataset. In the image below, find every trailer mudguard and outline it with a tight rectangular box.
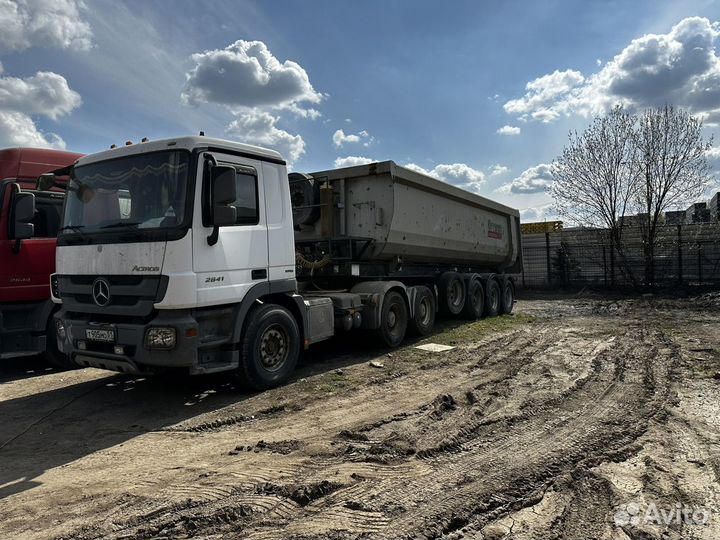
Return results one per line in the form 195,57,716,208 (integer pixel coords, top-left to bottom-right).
350,280,408,330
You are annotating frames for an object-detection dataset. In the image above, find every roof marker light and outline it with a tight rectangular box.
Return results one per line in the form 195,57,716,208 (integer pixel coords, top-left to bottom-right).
199,131,205,136
141,137,149,142
125,140,133,146
110,144,116,149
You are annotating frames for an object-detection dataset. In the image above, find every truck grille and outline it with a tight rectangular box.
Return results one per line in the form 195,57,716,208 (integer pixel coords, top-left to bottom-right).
57,275,168,317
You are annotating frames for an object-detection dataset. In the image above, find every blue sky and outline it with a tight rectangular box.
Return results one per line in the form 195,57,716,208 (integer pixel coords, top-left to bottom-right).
3,0,720,220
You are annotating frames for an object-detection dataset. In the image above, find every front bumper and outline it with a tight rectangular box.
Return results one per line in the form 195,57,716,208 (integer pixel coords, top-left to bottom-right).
55,309,200,374
0,300,53,359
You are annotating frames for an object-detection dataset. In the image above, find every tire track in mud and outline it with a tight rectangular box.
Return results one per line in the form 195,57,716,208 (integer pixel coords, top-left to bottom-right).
248,328,675,540
71,324,678,540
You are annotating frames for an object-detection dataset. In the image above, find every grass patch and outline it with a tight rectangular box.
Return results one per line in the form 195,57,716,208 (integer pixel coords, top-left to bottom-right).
430,313,537,346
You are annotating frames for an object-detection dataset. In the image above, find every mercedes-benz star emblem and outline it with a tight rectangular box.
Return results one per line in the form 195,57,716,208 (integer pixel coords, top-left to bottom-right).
92,278,111,306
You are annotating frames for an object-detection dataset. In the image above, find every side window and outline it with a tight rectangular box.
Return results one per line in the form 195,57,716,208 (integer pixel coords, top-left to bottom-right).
32,193,63,238
232,170,259,225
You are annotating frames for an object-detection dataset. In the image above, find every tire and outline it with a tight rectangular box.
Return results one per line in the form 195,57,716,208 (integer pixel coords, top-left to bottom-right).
288,172,320,225
409,286,435,336
461,278,485,319
237,303,300,390
42,318,77,370
484,278,501,317
376,290,409,347
500,279,515,314
438,272,466,316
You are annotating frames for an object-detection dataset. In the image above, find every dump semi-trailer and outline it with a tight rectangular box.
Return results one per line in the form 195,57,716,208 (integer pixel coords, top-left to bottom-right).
0,147,84,366
45,136,520,389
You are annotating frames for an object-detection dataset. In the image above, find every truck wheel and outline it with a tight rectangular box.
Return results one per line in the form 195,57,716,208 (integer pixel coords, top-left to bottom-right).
376,291,408,347
409,286,435,336
462,278,485,319
438,272,466,316
484,279,501,317
500,280,515,314
42,319,77,370
237,303,300,390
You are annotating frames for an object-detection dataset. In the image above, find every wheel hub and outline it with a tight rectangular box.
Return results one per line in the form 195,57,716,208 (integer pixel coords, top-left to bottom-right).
260,326,288,371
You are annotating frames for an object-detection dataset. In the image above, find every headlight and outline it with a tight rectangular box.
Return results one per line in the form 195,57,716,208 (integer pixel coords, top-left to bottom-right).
144,327,176,350
55,319,66,340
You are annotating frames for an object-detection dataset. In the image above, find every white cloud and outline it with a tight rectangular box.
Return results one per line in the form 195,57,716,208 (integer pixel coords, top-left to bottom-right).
182,40,322,113
489,164,509,176
332,128,373,147
0,65,81,149
705,146,720,161
498,163,554,194
405,162,485,193
334,155,374,168
0,0,93,53
0,69,81,120
496,125,521,136
504,17,720,123
226,110,305,164
0,111,65,148
182,40,323,165
520,203,556,222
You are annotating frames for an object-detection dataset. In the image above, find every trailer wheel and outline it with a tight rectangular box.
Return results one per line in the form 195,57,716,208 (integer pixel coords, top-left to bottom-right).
409,286,435,336
438,272,466,316
376,291,408,347
237,303,300,390
500,279,515,314
462,278,485,319
43,318,77,370
484,279,501,317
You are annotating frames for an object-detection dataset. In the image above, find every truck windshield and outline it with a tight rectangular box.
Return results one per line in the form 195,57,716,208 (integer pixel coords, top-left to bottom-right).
61,150,190,236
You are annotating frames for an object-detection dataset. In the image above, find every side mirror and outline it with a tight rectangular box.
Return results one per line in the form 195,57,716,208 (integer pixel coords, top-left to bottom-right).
211,165,237,227
37,173,55,191
9,192,35,242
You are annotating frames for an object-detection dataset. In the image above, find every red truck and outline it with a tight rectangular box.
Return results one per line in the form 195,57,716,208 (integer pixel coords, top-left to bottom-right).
0,147,83,367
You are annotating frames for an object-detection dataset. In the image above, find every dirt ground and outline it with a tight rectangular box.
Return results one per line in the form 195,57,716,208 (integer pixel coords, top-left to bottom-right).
2,293,720,540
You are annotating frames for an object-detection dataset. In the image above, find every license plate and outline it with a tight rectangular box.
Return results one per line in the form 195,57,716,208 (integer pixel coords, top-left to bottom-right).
85,328,115,342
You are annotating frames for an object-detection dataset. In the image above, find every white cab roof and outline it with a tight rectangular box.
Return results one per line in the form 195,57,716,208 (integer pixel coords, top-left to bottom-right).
75,136,284,167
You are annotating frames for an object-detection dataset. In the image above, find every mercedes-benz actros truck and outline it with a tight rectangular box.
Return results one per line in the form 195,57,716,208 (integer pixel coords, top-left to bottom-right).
41,136,521,389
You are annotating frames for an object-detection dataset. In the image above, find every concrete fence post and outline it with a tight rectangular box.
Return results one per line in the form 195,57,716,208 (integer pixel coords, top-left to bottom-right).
545,232,551,286
677,224,683,284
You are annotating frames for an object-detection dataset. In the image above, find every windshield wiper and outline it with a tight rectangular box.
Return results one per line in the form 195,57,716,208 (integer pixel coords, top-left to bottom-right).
58,225,85,233
100,221,141,229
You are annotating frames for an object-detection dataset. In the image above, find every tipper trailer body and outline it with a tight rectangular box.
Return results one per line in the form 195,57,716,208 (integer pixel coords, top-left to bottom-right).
47,136,520,389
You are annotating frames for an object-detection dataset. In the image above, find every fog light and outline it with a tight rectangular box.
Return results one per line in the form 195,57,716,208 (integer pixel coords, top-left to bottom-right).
114,345,124,355
50,274,60,299
55,319,66,340
77,340,87,350
144,327,176,350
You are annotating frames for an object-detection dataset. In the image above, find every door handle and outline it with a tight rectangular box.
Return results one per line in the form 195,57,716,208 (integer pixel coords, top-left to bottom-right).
251,269,267,280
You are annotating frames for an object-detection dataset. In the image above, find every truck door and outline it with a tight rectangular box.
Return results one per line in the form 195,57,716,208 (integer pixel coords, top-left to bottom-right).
0,183,63,303
193,154,269,307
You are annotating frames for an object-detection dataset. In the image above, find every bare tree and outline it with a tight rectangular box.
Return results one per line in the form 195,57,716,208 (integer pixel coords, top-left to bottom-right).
551,106,641,283
635,105,713,286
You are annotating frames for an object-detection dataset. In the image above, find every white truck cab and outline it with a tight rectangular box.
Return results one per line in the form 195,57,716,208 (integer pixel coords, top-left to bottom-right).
53,136,319,388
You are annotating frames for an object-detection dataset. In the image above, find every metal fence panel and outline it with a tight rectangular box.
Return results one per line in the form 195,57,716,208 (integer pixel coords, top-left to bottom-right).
519,223,720,288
